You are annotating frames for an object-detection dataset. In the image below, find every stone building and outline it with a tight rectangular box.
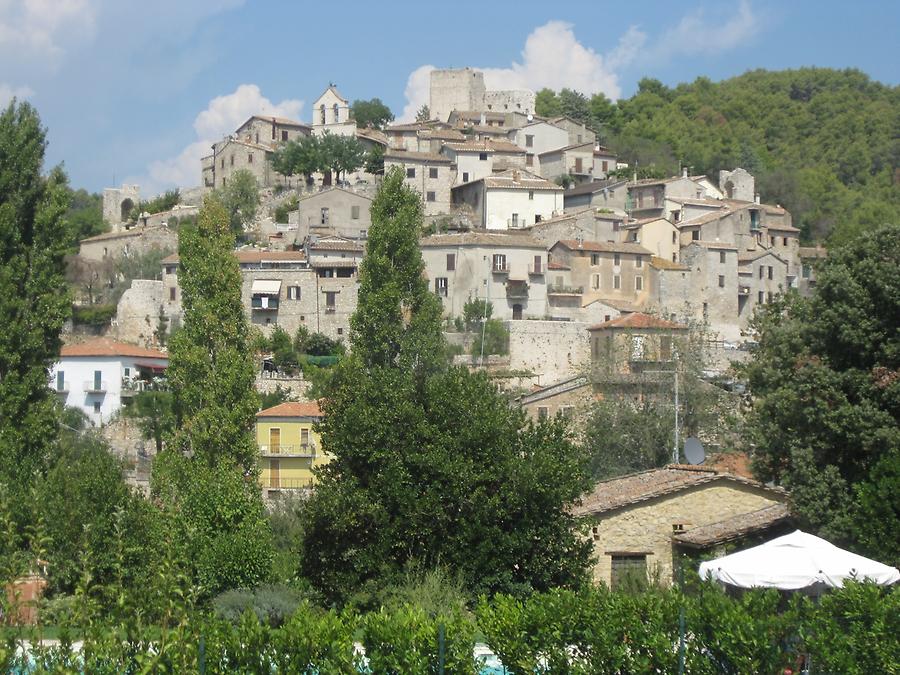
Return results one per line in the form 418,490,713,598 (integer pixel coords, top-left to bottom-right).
102,184,140,229
574,465,790,588
562,179,629,213
442,139,526,185
737,249,789,328
546,115,596,147
78,225,176,263
677,241,741,340
311,85,356,137
538,142,595,183
429,68,534,123
383,149,455,215
797,245,827,296
506,119,569,174
290,187,373,243
518,375,592,422
451,169,564,230
420,231,548,321
592,146,618,179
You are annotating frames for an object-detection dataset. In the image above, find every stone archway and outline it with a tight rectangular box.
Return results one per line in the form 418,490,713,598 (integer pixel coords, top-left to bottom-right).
724,181,735,199
120,198,134,222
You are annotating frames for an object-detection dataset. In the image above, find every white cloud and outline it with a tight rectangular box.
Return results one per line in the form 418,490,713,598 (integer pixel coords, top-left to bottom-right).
0,0,97,66
652,0,760,59
399,64,435,123
143,84,303,193
0,82,35,106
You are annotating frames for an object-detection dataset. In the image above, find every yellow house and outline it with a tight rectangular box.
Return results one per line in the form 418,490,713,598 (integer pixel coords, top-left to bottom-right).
255,401,328,494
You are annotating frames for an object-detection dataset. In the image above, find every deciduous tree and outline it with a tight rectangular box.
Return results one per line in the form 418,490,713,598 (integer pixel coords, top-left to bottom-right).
350,98,394,129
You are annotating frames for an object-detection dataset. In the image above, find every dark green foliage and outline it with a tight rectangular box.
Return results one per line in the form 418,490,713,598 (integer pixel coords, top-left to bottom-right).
742,223,900,561
462,297,492,330
364,144,384,175
470,318,509,357
123,390,174,454
34,434,161,598
217,169,258,233
584,399,673,480
212,584,310,626
300,169,591,605
273,193,298,223
305,331,344,357
64,188,107,243
129,189,180,221
70,302,116,326
259,385,294,410
273,133,367,184
415,104,430,122
269,326,298,373
350,98,394,129
0,101,71,490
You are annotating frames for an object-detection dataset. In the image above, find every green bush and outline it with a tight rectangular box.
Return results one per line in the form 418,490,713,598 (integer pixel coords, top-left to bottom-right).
273,194,299,223
71,303,116,326
212,584,308,627
470,319,509,357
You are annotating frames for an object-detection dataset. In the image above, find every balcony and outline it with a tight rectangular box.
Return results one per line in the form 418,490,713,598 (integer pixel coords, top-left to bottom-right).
53,383,68,395
259,443,317,458
528,263,545,275
251,295,279,310
547,284,583,296
324,306,336,314
492,262,509,274
506,282,529,299
261,477,315,490
83,380,108,393
738,285,750,296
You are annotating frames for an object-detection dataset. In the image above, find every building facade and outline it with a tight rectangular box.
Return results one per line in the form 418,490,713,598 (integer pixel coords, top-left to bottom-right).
256,401,328,494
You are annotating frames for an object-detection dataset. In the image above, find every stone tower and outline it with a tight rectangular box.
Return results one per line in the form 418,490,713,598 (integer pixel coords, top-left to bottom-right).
429,68,487,122
102,184,141,230
718,168,755,202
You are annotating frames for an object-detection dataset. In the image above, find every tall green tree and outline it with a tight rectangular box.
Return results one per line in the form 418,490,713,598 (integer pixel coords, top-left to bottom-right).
742,223,900,561
219,169,258,233
153,194,272,595
0,101,71,490
415,104,431,122
351,98,394,129
300,168,592,604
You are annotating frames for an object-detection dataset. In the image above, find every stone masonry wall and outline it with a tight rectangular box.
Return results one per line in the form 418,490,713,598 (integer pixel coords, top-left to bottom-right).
114,280,165,348
508,320,591,384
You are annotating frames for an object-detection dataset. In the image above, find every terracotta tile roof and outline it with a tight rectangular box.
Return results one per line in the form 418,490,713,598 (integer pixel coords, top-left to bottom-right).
420,232,544,249
419,129,467,141
562,179,626,197
161,250,308,265
765,223,800,233
80,228,145,243
61,338,168,360
309,236,364,252
256,401,322,418
386,121,439,132
554,239,651,255
384,149,452,163
355,128,388,144
573,465,783,517
456,169,560,191
246,114,310,128
537,142,594,156
587,312,687,331
547,260,570,270
593,145,616,155
444,139,524,154
650,256,689,271
737,249,788,265
674,503,792,548
666,197,727,207
684,240,739,251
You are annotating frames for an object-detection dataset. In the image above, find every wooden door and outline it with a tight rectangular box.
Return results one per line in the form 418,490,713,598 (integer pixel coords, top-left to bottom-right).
269,427,281,454
269,459,280,489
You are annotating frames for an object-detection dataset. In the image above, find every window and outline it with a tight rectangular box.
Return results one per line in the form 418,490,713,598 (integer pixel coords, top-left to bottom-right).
359,229,367,238
671,210,681,223
759,265,765,279
320,104,326,124
446,254,456,271
248,153,253,164
300,428,310,448
255,132,259,143
758,291,765,304
435,277,448,297
282,130,289,141
574,157,583,173
560,406,574,419
635,275,643,291
429,167,438,179
287,286,301,300
124,367,130,378
532,255,542,274
591,254,599,266
602,160,608,172
93,401,101,414
718,275,726,288
511,213,519,227
577,134,582,143
630,335,645,360
462,172,469,182
672,232,677,244
526,154,534,167
591,273,600,290
613,275,621,290
635,256,643,268
169,287,176,301
537,406,549,420
426,191,436,202
337,327,343,335
660,336,672,361
221,158,225,169
614,253,621,266
768,291,774,302
321,207,329,225
406,167,416,178
770,236,775,246
720,251,726,264
802,264,811,279
165,265,176,275
528,190,534,200
525,134,534,148
783,236,789,246
325,291,337,310
333,103,339,122
768,266,774,280
230,154,234,166
56,371,65,392
93,370,102,391
492,254,507,272
535,215,542,223
478,152,488,161
351,205,360,220
703,302,709,319
691,230,700,241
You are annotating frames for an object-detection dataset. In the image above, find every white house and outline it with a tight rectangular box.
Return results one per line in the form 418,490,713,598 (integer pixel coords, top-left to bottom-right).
50,339,168,426
451,169,564,230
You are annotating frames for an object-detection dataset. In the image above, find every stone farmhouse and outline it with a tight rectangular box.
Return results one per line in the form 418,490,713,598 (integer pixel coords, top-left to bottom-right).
290,187,374,243
574,465,790,588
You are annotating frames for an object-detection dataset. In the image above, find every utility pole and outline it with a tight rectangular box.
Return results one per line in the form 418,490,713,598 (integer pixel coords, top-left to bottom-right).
673,367,680,464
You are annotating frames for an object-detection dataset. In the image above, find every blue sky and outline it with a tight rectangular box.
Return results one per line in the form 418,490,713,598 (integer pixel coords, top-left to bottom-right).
1,0,896,195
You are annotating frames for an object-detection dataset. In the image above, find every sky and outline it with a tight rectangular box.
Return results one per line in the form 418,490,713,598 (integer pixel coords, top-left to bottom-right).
1,0,897,196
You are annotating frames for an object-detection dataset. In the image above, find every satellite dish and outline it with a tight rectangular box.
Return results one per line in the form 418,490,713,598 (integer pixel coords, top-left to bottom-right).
683,437,705,465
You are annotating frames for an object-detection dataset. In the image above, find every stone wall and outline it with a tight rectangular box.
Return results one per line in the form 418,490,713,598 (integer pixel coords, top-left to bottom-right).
587,481,784,587
508,320,591,384
113,280,165,348
483,89,536,116
102,184,140,227
255,372,311,399
79,226,176,264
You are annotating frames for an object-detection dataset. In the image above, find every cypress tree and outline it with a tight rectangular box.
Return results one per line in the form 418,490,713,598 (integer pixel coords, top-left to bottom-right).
0,101,71,489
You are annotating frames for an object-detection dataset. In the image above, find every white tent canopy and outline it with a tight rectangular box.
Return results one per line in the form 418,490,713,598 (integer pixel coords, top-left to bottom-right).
699,530,900,590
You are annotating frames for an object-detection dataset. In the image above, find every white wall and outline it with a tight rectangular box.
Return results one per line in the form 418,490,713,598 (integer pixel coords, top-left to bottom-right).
484,189,563,230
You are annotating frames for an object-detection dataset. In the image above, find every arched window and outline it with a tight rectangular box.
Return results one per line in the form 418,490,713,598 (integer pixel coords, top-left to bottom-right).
333,103,339,123
320,104,326,125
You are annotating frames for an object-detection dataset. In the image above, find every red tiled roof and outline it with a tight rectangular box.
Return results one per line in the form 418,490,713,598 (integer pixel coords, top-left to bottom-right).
673,503,792,548
573,465,784,517
256,401,322,418
588,312,687,331
554,239,651,255
61,338,167,360
161,250,307,265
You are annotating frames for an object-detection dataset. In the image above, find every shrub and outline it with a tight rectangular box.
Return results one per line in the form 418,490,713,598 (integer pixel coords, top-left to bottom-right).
212,584,309,627
470,319,509,357
71,303,116,326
